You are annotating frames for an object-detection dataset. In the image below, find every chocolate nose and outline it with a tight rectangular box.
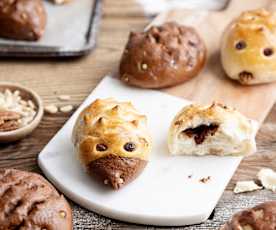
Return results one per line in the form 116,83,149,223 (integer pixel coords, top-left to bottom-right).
238,71,254,84
88,154,147,190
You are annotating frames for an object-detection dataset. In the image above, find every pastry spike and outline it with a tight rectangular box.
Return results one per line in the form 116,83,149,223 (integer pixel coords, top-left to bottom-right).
111,105,120,113
97,117,107,125
138,115,147,121
131,120,139,127
84,114,90,124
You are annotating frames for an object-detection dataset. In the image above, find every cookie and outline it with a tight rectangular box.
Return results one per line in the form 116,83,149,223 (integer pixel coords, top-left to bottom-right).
119,22,206,89
0,169,72,230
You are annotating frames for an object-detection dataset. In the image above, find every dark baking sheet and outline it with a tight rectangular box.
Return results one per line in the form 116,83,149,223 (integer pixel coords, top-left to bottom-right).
0,0,101,58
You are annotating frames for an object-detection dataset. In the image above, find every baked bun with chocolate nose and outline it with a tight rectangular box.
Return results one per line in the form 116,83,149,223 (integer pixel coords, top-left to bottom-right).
221,9,276,85
72,98,152,190
168,103,257,156
220,201,276,230
119,22,206,89
0,0,46,41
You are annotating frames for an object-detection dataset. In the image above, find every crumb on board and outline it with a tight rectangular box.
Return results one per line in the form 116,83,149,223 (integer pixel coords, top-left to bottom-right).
199,176,211,183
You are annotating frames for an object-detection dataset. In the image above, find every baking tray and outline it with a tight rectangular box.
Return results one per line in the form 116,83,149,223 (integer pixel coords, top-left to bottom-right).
0,0,102,57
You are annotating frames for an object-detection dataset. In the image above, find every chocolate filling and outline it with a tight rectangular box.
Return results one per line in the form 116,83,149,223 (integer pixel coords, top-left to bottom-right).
239,71,254,83
182,124,219,145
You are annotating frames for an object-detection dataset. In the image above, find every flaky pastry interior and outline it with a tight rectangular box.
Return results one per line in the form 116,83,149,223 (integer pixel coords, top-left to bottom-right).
168,103,257,156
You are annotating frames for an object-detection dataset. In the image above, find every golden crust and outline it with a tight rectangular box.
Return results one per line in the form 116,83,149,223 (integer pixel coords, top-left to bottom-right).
221,9,276,84
72,98,152,166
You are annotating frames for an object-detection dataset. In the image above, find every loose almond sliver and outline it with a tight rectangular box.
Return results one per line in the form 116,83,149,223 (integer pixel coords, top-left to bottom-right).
60,105,73,113
234,181,262,194
45,105,58,114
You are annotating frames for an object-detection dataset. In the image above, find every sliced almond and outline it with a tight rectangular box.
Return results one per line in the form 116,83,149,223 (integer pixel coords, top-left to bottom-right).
45,105,58,114
60,105,73,113
58,95,71,101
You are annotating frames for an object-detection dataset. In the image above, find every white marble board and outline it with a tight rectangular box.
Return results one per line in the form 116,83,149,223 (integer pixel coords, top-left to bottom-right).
38,76,243,226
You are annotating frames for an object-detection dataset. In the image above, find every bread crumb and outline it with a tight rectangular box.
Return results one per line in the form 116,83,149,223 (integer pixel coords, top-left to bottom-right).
234,181,262,194
45,105,58,114
199,176,211,183
60,105,73,113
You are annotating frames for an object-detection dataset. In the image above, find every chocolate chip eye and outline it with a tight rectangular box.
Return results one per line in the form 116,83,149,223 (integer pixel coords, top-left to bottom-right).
96,144,108,152
235,41,246,50
263,47,274,56
124,142,136,152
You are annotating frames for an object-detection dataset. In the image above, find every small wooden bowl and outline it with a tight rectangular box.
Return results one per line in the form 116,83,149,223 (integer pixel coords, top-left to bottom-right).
0,83,44,143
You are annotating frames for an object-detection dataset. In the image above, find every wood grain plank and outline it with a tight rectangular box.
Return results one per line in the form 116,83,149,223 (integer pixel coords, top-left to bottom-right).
149,0,276,122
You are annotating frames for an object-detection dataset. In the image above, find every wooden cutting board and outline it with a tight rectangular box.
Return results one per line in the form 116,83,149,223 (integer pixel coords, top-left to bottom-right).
151,0,276,123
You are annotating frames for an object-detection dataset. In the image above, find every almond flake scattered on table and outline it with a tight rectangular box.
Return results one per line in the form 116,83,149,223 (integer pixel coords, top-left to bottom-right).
45,105,58,114
60,105,74,113
58,95,71,101
258,168,276,192
233,181,262,194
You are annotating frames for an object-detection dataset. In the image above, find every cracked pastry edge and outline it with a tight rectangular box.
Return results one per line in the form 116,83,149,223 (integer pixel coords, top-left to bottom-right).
168,103,258,156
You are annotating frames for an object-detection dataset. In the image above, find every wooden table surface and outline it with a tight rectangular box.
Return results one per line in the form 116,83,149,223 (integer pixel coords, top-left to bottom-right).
0,1,276,229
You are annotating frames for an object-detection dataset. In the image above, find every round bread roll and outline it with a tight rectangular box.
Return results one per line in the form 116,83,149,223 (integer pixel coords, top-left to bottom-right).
119,22,206,89
221,9,276,85
0,169,72,230
220,201,276,230
0,0,46,41
168,103,257,156
72,98,152,190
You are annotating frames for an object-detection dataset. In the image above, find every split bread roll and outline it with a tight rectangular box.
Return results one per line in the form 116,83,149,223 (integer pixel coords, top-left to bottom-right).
221,9,276,85
72,98,152,190
168,103,257,156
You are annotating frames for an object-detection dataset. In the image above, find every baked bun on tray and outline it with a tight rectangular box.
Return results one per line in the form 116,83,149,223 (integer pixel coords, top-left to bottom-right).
119,22,206,89
0,0,46,41
72,98,152,190
168,103,257,156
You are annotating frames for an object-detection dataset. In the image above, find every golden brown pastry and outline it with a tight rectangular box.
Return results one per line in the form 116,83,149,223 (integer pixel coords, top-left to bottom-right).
0,169,72,230
168,103,257,156
0,0,47,41
221,9,276,85
119,22,206,89
220,201,276,230
72,98,152,190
